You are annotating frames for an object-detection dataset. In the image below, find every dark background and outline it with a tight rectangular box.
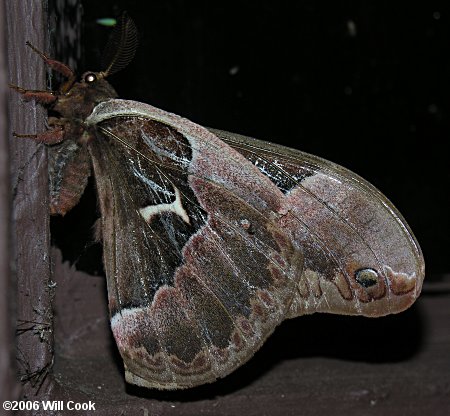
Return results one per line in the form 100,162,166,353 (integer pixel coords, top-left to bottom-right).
54,1,450,277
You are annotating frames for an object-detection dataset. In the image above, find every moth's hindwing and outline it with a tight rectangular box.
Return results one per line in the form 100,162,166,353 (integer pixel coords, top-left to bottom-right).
85,100,303,389
212,129,425,318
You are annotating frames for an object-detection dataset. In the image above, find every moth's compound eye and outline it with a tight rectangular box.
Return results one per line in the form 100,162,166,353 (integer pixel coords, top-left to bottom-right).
355,268,379,288
84,73,97,83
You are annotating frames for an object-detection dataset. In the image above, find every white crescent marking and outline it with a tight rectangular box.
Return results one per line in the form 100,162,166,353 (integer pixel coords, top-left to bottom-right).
139,186,190,225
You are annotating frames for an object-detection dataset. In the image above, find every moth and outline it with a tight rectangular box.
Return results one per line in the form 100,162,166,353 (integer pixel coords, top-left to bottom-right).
11,15,425,390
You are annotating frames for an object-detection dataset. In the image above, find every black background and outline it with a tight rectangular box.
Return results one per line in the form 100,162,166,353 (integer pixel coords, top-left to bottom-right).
57,1,450,277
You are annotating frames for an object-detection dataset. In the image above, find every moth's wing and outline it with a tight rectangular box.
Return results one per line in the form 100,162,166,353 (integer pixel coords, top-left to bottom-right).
85,100,302,389
211,129,425,318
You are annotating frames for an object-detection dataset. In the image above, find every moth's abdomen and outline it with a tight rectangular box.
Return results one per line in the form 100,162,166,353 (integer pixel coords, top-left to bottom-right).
48,140,91,216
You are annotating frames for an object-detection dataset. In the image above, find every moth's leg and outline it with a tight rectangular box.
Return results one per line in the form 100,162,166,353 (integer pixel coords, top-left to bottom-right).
9,84,65,144
25,41,74,79
25,42,76,93
12,42,76,100
8,84,57,104
13,127,65,145
13,116,66,145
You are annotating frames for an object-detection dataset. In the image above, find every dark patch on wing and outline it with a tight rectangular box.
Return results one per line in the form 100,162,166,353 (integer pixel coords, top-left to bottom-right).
230,146,316,194
90,116,208,313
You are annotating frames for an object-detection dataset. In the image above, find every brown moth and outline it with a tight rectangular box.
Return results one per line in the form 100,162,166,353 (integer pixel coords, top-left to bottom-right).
11,15,425,390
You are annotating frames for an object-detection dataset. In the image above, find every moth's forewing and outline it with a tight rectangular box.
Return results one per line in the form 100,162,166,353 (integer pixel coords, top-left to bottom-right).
85,100,303,389
211,129,425,318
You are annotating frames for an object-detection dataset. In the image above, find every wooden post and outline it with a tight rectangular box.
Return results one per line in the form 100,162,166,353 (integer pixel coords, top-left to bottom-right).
6,0,53,398
0,0,20,405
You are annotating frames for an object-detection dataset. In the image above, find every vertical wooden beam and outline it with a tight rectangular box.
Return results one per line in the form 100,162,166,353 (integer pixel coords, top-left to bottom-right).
0,0,20,405
6,0,53,397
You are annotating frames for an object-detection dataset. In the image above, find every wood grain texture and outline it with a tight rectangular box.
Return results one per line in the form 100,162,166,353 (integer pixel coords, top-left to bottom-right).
0,0,20,405
6,0,53,396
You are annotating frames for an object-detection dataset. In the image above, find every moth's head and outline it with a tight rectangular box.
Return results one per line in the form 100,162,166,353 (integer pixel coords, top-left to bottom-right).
54,14,138,117
76,70,118,101
52,70,117,121
77,12,138,94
